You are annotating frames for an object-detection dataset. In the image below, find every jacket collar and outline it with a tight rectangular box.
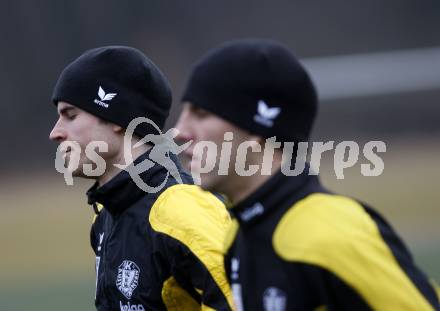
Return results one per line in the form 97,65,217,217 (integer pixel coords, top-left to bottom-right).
86,149,171,216
230,164,318,226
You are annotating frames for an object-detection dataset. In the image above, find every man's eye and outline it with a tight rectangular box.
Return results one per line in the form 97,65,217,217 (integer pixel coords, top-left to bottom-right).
66,114,76,120
193,108,208,118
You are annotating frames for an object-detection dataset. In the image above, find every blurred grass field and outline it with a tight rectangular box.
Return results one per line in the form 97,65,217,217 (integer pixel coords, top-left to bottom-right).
0,139,439,311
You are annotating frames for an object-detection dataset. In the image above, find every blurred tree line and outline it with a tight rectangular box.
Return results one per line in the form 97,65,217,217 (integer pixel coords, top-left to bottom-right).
0,0,439,171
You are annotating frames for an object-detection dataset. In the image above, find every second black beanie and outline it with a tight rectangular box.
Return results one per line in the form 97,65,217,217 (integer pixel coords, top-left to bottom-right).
182,39,317,143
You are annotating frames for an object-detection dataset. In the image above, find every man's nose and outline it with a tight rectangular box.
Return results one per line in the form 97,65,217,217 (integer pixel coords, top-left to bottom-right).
174,115,193,144
49,120,67,142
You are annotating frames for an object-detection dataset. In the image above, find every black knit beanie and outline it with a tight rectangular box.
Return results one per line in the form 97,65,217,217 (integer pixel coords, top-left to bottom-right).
182,39,317,142
52,46,171,137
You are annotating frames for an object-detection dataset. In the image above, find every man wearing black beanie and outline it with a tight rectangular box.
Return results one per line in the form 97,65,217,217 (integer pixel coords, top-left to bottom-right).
49,46,234,310
175,39,440,310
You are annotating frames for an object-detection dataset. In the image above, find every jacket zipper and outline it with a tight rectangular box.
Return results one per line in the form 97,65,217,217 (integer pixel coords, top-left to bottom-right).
101,214,119,303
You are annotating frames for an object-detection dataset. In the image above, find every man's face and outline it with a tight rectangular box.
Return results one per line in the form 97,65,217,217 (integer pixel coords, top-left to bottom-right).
175,102,255,193
49,101,122,179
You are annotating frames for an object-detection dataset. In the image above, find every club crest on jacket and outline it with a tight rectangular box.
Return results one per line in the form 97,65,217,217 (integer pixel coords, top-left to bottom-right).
116,260,140,299
263,287,287,311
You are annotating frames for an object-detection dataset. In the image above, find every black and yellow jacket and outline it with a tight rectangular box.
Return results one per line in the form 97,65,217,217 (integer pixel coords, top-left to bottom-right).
224,168,440,311
88,151,234,310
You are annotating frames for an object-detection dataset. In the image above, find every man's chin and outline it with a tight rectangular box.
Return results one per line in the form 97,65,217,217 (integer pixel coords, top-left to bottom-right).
192,172,216,191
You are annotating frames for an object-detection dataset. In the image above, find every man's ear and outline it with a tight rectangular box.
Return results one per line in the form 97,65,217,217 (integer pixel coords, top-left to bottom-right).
112,124,124,134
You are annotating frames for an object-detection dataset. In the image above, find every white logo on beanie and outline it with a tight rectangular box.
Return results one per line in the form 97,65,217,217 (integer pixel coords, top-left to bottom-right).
94,86,117,108
254,100,281,127
98,86,117,101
